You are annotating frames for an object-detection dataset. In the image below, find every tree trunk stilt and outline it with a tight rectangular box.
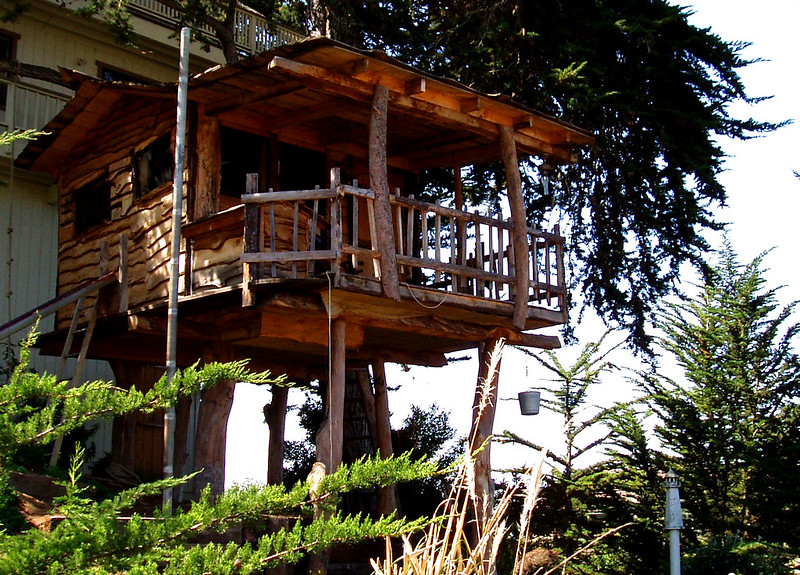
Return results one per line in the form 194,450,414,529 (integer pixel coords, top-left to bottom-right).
193,378,236,499
372,360,399,514
309,318,346,575
499,126,529,329
469,337,505,529
266,384,289,485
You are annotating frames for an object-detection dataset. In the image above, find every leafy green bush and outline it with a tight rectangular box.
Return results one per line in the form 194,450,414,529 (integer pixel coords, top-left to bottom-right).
684,534,792,575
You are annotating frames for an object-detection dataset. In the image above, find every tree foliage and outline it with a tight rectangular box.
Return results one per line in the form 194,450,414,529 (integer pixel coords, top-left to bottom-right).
4,0,778,348
643,245,800,545
296,0,779,350
0,334,436,574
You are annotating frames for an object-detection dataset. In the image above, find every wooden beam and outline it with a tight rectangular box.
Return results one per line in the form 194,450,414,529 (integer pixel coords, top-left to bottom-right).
369,84,402,302
404,77,426,96
336,57,370,76
500,126,530,329
469,337,505,529
266,56,574,162
461,97,482,115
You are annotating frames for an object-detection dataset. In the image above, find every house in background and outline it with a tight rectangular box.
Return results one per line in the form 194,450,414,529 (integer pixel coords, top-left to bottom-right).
0,0,302,473
15,34,592,508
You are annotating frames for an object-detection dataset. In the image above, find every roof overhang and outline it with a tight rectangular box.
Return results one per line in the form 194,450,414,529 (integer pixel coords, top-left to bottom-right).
17,37,594,177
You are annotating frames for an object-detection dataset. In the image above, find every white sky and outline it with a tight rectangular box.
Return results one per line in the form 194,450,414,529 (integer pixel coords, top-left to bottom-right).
225,0,800,487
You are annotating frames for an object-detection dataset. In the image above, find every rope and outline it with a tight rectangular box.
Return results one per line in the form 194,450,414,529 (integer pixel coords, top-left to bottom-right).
401,281,451,309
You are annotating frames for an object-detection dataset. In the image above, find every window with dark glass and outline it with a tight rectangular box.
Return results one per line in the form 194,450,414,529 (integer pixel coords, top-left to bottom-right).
74,176,111,233
133,136,173,199
220,127,269,199
98,64,150,84
0,31,18,109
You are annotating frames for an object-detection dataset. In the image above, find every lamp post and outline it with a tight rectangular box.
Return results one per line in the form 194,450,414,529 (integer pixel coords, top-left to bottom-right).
665,469,684,575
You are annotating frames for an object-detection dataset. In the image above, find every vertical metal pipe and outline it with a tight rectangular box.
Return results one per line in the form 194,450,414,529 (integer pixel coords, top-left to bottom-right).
163,26,190,514
665,469,683,575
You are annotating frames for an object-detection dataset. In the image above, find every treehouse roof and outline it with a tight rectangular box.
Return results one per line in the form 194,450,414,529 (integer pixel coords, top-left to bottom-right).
18,37,593,177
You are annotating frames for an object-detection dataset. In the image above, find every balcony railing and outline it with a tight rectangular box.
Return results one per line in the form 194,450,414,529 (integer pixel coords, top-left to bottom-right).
128,0,306,55
240,170,566,315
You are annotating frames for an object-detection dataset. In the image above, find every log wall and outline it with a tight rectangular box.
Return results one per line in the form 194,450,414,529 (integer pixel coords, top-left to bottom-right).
55,100,180,328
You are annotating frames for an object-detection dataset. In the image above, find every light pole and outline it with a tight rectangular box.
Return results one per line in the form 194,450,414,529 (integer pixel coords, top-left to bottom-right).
665,469,684,575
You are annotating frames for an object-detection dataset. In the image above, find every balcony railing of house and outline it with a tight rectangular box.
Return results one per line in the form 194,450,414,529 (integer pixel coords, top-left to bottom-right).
0,78,72,159
240,169,567,317
128,0,306,55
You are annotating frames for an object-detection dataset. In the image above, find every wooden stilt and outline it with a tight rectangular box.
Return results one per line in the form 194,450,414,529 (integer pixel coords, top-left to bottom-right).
499,126,530,329
469,336,505,527
193,378,236,498
310,318,346,575
316,318,346,471
372,360,399,514
265,384,289,485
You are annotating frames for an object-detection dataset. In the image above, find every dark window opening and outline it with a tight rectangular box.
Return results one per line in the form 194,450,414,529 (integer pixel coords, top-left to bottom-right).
133,136,173,199
221,127,269,200
279,142,326,191
0,31,18,109
74,176,111,233
98,64,151,84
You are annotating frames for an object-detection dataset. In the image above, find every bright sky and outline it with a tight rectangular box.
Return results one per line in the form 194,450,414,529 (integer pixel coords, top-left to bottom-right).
225,1,800,487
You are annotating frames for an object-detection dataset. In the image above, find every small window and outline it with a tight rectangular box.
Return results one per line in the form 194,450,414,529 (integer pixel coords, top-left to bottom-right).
133,136,173,199
74,176,111,233
0,30,19,109
98,64,151,84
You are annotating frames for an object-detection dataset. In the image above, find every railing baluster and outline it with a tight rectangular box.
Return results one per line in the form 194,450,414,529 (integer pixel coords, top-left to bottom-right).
532,231,540,303
352,194,360,271
474,220,483,295
434,201,442,284
507,217,515,299
449,213,457,291
545,236,552,306
309,198,319,276
292,200,299,278
421,206,428,264
269,189,276,277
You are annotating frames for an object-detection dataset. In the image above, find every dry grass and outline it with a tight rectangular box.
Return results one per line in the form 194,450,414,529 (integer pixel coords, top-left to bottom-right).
370,449,547,575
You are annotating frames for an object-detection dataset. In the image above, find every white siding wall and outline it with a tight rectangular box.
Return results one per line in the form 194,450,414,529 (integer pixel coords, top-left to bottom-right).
0,0,223,464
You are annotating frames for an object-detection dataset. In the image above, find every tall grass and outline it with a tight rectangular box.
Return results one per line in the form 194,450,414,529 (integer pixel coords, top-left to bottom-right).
371,448,547,575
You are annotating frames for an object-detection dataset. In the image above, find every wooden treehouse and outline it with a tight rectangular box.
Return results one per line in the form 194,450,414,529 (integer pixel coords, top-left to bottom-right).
15,38,592,506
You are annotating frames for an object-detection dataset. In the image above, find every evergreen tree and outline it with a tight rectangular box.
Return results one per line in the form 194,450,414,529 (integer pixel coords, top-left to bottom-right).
642,245,800,546
0,333,436,574
503,336,647,574
296,0,779,350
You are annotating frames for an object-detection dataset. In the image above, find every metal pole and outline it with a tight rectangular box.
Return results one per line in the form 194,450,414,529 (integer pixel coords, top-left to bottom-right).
665,469,684,575
163,26,190,514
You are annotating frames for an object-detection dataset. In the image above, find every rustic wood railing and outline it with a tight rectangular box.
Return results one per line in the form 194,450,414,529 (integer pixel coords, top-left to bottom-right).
239,171,566,314
127,0,305,55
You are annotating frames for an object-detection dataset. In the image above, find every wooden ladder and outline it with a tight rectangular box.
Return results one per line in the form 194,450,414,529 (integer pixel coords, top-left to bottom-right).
0,271,118,466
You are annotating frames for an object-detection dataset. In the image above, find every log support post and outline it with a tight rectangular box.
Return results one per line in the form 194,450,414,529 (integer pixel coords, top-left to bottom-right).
372,360,399,514
243,173,260,306
193,114,222,219
310,318,346,575
316,318,346,472
499,126,529,329
265,384,289,485
469,337,505,528
194,348,237,499
369,84,401,301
